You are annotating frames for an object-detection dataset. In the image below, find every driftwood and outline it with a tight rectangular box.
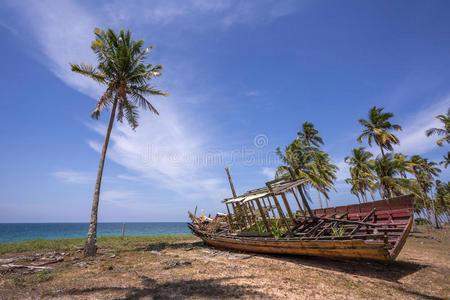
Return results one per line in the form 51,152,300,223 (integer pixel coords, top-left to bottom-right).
1,263,53,271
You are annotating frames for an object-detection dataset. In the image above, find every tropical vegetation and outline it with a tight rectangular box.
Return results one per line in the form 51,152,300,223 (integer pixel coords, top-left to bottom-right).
71,28,167,256
275,107,449,228
357,106,402,158
276,122,338,211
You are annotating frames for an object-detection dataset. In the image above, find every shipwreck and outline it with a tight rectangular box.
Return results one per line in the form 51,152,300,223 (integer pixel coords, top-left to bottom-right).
188,169,414,262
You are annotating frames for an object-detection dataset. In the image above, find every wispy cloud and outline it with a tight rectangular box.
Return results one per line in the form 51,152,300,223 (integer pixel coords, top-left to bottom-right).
261,167,275,179
1,0,234,208
395,95,450,155
6,0,103,98
53,170,93,184
101,0,301,29
103,189,138,206
87,103,229,201
244,90,260,97
334,160,350,183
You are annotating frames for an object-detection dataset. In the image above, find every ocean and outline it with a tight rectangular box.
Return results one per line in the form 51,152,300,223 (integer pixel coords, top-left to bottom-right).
0,222,190,243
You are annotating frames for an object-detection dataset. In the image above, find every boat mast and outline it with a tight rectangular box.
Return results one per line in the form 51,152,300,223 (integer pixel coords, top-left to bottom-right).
225,167,237,198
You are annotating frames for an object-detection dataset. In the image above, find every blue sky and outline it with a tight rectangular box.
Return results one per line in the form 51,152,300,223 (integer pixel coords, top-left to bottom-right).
0,0,449,222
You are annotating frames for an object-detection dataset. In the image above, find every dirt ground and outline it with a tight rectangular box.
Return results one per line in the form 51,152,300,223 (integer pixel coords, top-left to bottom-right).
0,226,449,299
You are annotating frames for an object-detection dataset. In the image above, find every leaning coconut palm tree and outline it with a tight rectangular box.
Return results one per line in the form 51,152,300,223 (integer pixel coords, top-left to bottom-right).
276,142,314,215
308,150,338,201
393,153,411,178
297,121,324,147
71,28,167,256
426,109,450,146
435,180,450,221
371,153,409,199
357,106,402,157
277,125,337,212
409,155,441,228
345,147,377,202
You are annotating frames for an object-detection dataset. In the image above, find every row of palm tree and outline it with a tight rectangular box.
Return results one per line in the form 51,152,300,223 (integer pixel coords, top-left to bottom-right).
344,107,449,227
276,107,449,228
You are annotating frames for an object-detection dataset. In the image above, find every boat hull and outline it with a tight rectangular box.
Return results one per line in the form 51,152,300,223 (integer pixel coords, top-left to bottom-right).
189,195,414,262
193,230,394,262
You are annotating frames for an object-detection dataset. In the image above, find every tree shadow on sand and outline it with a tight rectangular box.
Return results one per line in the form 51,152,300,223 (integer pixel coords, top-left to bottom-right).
54,276,263,299
266,255,442,300
268,254,426,283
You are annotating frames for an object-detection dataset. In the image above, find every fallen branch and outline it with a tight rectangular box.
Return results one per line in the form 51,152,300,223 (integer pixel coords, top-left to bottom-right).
1,263,53,271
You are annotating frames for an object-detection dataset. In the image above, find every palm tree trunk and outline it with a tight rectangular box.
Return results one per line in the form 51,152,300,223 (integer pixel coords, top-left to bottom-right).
317,190,323,209
431,197,441,229
84,97,118,257
380,145,385,158
297,186,314,217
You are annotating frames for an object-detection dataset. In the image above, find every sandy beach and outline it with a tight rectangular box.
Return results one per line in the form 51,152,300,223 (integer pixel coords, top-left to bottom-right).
0,226,448,299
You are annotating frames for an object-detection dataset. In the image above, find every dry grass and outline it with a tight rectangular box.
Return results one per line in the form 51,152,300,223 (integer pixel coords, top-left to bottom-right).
0,226,449,299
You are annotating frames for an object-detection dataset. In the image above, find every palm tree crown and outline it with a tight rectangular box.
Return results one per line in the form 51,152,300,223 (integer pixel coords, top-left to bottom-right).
409,155,441,194
297,122,324,147
345,147,376,202
71,28,167,129
357,106,402,156
425,109,450,146
277,122,337,210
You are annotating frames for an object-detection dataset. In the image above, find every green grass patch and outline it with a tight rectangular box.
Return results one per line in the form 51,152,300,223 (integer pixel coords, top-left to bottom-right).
34,269,53,283
0,234,194,255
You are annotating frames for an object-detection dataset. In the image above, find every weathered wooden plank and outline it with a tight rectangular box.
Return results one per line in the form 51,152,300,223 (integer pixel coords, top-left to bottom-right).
255,198,271,233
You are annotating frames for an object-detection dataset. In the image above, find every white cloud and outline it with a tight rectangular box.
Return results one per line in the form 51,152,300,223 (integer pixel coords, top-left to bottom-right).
53,170,93,184
101,0,301,29
116,174,143,182
103,189,138,207
395,96,450,155
3,0,231,205
87,140,102,153
334,160,350,183
6,0,103,98
244,90,260,97
261,167,275,179
87,101,229,201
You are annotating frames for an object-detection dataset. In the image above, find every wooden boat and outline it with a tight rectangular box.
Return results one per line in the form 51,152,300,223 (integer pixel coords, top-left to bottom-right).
188,176,414,263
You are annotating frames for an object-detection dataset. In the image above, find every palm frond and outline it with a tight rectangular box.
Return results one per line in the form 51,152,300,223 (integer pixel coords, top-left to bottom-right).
70,63,106,84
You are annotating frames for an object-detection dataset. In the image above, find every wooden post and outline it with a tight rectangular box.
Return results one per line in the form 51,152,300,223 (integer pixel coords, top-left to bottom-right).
272,195,292,234
291,188,303,212
250,201,257,211
121,223,125,238
255,198,271,233
231,202,243,230
225,167,237,198
281,192,295,221
261,197,271,219
286,167,313,216
241,202,251,228
247,202,257,224
225,203,234,230
298,185,314,217
236,203,247,228
265,197,277,218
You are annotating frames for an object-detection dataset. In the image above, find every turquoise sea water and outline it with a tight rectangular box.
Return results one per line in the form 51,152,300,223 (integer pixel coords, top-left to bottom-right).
0,223,190,243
